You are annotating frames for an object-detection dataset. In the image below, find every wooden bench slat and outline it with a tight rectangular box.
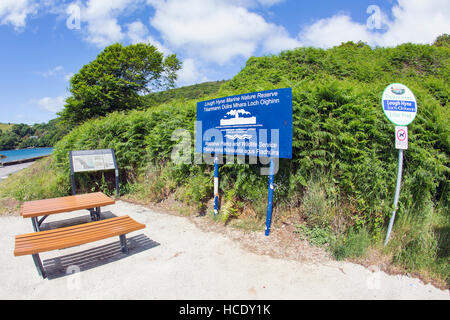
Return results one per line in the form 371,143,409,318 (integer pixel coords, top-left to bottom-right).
21,201,114,215
14,221,139,248
15,227,138,252
21,197,112,210
15,223,139,250
14,216,145,256
14,219,144,256
16,215,134,240
20,192,115,218
21,192,108,208
15,215,137,241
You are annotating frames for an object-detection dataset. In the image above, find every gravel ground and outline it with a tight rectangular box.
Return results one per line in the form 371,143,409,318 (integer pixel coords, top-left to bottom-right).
1,200,448,300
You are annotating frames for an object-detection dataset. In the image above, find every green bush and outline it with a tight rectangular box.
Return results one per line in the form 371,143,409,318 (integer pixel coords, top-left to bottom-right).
331,228,372,260
295,224,333,247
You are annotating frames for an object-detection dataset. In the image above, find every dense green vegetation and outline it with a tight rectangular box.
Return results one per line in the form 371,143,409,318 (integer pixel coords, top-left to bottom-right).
142,80,227,106
0,119,68,150
1,38,448,287
59,43,181,127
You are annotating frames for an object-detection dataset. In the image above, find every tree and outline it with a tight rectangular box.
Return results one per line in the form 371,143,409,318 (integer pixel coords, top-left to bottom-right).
11,123,33,137
59,43,181,126
0,132,19,150
433,33,450,47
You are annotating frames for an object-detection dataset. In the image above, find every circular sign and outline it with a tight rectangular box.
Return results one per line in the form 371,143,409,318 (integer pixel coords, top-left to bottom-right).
381,83,417,126
396,128,407,141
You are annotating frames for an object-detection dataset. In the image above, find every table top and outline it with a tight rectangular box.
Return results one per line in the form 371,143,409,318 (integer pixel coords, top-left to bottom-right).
20,192,115,218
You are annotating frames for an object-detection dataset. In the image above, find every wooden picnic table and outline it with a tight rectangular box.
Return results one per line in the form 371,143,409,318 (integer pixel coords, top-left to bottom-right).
15,192,145,279
21,192,115,232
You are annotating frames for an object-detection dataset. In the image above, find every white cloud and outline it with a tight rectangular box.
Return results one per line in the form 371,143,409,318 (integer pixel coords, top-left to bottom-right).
297,0,450,48
76,0,140,47
0,0,38,30
176,58,209,86
37,66,74,83
126,20,149,43
263,25,301,53
36,96,65,113
257,0,284,7
380,0,450,46
298,15,375,48
73,0,178,51
126,20,172,55
148,0,298,64
64,73,75,82
39,65,64,77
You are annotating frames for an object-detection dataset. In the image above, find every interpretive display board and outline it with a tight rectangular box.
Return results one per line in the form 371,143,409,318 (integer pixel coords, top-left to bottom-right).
69,149,119,196
70,149,116,173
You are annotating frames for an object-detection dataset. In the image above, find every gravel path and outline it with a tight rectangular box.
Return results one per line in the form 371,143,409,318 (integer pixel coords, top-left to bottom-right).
0,162,34,181
0,200,448,300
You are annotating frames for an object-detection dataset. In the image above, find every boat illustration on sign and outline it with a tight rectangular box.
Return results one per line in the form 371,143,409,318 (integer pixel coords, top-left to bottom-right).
391,86,405,95
224,134,254,140
220,109,256,126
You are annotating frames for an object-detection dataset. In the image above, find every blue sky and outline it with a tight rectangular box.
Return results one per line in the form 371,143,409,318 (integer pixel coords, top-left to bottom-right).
0,0,448,125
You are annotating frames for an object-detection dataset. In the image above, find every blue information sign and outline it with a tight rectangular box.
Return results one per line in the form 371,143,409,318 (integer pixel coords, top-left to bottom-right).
196,88,293,159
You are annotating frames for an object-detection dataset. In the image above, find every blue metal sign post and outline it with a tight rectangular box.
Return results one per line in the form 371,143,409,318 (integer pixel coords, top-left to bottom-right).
214,154,219,215
197,88,292,235
265,158,276,236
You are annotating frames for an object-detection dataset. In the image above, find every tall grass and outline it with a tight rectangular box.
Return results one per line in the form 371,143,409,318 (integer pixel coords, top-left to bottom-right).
0,157,70,202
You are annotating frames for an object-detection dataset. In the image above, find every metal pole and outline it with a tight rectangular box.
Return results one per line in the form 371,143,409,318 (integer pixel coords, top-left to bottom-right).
112,150,120,197
265,158,275,236
214,154,219,216
115,169,120,197
69,151,76,195
384,149,404,246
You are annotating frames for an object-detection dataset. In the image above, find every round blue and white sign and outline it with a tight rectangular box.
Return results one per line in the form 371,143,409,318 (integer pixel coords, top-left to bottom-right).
381,83,417,126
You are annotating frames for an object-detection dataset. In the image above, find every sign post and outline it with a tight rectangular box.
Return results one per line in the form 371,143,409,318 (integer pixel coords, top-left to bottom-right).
197,88,293,235
214,154,219,215
265,158,276,236
381,83,417,246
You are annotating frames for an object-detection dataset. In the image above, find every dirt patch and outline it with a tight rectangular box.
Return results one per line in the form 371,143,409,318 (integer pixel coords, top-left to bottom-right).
0,197,20,216
190,215,331,264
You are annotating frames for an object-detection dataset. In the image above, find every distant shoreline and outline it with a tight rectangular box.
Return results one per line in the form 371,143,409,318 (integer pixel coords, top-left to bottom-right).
0,154,50,166
0,146,53,152
0,147,53,166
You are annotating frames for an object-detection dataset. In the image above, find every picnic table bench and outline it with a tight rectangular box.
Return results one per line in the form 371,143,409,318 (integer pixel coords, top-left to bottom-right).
21,192,115,232
14,192,146,278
